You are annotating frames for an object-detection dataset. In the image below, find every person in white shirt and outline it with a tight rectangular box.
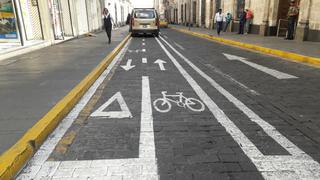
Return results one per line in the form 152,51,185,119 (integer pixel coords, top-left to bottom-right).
214,9,224,35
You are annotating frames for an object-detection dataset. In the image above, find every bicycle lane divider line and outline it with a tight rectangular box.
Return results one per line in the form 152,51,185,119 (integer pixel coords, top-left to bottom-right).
0,34,132,180
156,37,320,179
14,38,131,179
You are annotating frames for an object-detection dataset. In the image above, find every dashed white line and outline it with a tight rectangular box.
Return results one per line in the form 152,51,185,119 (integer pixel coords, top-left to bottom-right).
205,63,260,96
142,42,146,46
142,58,147,64
157,36,320,179
142,49,146,52
173,42,185,50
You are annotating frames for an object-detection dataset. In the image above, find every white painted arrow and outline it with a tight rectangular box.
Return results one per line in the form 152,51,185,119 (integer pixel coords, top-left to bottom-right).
154,59,167,71
223,53,298,79
121,59,135,71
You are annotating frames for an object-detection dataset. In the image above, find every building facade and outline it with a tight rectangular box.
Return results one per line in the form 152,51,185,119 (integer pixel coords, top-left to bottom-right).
165,0,320,42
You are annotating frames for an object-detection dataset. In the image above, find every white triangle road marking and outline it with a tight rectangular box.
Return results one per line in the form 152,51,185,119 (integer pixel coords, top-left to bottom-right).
90,92,133,118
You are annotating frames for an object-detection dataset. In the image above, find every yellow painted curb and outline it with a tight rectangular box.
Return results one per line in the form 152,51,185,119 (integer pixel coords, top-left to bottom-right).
170,27,320,66
0,34,131,180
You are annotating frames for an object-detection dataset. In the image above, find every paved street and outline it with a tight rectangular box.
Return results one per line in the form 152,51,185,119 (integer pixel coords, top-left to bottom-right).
17,29,320,179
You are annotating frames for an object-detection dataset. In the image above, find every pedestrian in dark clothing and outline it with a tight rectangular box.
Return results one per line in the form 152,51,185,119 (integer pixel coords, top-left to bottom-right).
238,10,246,34
214,9,224,35
126,13,131,25
103,8,113,44
285,0,299,40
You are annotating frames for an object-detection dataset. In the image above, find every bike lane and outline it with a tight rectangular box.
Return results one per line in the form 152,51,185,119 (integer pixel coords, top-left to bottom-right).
16,35,265,180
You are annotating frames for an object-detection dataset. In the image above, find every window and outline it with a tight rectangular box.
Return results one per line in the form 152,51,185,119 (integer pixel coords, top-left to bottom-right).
134,10,155,19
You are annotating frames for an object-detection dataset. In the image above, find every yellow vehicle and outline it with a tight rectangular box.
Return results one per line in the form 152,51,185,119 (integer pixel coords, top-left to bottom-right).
130,8,160,37
160,18,168,28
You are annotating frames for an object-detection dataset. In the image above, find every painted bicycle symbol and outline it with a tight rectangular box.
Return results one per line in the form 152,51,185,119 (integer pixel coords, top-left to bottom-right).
153,91,205,113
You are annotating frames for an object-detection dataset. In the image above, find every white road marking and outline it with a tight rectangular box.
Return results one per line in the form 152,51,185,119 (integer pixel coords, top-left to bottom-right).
158,36,320,179
142,48,146,52
174,42,185,50
142,39,145,42
153,91,205,113
142,42,146,46
205,64,260,96
163,35,169,39
16,40,159,179
90,92,133,118
223,53,298,79
142,57,147,64
154,59,167,71
121,59,135,71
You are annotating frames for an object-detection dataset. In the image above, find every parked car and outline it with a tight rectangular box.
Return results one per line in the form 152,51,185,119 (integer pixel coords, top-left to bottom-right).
130,8,160,37
159,18,168,28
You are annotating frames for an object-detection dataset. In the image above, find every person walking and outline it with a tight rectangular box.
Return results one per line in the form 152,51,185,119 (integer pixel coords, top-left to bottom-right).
245,9,254,34
224,12,233,32
102,8,113,44
238,9,246,34
285,0,299,40
214,9,224,35
126,13,131,25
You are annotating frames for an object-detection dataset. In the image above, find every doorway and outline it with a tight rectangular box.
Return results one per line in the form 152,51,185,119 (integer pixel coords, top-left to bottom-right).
276,0,300,37
201,0,205,26
192,1,196,24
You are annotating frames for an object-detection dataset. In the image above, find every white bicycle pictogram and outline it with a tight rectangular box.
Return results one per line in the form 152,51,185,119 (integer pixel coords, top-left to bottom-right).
153,91,205,113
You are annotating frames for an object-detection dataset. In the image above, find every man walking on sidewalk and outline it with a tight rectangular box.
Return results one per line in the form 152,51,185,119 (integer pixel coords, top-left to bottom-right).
285,0,299,40
215,9,224,35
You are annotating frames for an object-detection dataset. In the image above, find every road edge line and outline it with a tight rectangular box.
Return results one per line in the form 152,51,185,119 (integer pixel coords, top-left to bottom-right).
0,34,131,180
170,27,320,66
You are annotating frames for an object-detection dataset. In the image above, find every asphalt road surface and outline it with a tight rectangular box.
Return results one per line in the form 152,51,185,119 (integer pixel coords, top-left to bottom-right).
17,29,320,180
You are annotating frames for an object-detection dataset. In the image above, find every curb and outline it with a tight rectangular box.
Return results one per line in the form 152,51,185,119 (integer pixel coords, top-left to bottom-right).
170,27,320,66
0,34,131,180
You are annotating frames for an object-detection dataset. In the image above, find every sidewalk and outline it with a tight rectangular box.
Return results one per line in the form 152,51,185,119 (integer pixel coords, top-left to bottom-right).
170,25,320,59
0,26,129,155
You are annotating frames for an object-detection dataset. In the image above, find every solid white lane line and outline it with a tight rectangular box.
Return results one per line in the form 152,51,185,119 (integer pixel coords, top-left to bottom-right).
223,53,298,79
157,37,320,179
142,58,147,64
140,76,157,160
17,39,159,179
173,42,185,50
